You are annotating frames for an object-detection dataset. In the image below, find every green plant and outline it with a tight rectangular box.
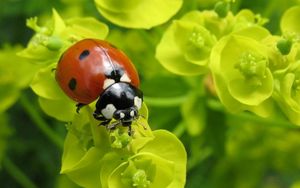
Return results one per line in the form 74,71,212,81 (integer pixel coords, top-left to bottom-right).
2,0,300,188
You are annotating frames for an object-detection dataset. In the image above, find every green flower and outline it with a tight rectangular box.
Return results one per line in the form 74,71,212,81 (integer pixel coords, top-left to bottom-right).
273,61,300,125
233,9,268,32
18,9,108,65
100,130,186,188
156,11,217,75
209,26,275,117
61,105,187,188
30,64,76,121
280,6,300,36
94,0,183,29
156,9,267,76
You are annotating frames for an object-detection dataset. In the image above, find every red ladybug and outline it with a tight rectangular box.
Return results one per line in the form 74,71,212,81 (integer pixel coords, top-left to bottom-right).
55,39,143,134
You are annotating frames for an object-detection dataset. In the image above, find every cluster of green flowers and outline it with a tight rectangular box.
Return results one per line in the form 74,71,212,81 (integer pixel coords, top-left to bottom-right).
156,4,300,125
15,0,300,187
19,7,186,188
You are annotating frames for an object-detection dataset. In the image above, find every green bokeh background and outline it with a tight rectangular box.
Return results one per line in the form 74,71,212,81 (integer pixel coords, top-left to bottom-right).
1,0,300,188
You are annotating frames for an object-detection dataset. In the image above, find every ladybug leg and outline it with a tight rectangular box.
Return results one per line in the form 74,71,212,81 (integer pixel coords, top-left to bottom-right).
121,122,133,136
100,119,111,126
127,125,133,136
106,121,120,130
76,103,85,113
93,112,112,126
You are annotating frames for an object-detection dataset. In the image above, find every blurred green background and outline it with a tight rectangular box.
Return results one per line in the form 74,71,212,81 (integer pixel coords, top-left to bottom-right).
1,0,300,188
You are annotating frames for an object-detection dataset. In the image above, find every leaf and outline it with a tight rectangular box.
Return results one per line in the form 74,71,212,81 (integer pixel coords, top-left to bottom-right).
63,147,103,188
38,97,75,122
138,130,187,188
30,63,66,100
63,17,109,40
108,153,175,188
52,9,66,35
100,152,128,188
61,111,110,188
280,6,300,34
95,0,183,29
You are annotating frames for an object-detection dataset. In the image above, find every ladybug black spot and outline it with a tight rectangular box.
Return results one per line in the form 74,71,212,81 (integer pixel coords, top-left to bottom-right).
68,78,77,91
79,50,90,60
104,66,124,82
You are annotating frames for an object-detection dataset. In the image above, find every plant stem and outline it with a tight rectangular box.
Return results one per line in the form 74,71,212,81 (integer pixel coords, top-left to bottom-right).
2,157,38,188
144,95,187,107
19,95,64,149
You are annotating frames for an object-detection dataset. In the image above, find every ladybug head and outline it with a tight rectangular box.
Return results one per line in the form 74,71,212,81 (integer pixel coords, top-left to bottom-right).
113,106,138,125
94,82,143,126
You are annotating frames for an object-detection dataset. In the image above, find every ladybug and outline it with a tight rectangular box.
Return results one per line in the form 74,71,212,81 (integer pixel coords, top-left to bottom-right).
55,39,143,135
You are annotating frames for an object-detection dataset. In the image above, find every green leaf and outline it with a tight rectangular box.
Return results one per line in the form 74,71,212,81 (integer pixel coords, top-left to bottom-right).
63,147,102,188
30,63,66,100
273,63,300,125
63,17,109,40
95,0,183,29
280,6,300,34
100,152,129,188
20,9,109,64
138,130,187,188
17,43,60,64
38,97,75,122
232,26,270,41
61,111,110,188
52,9,66,35
108,153,174,188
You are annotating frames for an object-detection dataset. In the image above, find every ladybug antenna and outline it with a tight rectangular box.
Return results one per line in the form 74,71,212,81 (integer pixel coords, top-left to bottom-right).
106,120,121,131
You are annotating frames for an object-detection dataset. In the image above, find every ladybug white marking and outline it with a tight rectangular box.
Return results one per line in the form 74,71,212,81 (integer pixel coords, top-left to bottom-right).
134,96,142,109
130,110,135,117
120,73,131,83
120,112,125,119
103,78,115,89
101,104,116,119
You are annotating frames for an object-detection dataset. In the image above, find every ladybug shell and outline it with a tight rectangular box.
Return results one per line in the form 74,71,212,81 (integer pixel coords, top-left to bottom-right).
55,39,140,104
